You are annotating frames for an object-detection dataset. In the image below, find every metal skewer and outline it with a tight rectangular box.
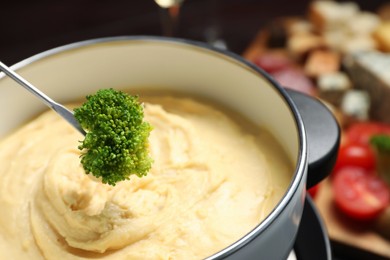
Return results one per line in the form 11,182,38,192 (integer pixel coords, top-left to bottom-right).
0,61,86,135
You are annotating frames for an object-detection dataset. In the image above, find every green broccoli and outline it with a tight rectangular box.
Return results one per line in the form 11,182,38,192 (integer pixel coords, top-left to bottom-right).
370,134,390,185
371,134,390,153
74,88,153,186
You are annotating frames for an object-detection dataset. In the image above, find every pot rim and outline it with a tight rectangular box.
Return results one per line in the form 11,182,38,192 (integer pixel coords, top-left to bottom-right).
3,35,307,259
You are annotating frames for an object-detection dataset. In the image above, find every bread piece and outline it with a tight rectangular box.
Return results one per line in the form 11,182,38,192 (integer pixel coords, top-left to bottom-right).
304,49,340,77
374,21,390,52
287,19,315,36
340,35,378,54
287,33,325,60
309,0,359,31
346,12,380,36
323,29,348,51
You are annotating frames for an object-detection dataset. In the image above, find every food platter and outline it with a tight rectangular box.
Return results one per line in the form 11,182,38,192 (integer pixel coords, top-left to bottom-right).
243,1,390,259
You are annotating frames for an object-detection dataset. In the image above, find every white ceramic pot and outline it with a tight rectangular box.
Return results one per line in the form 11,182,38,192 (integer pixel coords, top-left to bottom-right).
0,36,338,259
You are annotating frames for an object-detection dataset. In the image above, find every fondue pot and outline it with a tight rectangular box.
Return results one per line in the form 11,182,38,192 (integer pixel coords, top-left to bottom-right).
0,36,339,260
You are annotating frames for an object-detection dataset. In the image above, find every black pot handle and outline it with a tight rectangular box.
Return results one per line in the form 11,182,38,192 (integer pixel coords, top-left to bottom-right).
286,89,340,189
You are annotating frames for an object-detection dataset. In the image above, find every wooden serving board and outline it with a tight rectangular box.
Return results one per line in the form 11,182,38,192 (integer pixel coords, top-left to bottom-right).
242,29,390,259
315,178,390,259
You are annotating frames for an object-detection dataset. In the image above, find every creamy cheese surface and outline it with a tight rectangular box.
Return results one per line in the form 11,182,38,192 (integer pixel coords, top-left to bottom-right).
0,95,292,260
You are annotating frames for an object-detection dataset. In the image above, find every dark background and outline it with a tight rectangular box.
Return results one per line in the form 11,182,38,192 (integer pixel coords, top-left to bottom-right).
1,0,388,65
1,0,390,259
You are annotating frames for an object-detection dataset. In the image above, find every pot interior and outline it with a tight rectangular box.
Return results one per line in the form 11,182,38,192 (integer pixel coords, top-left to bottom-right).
0,37,307,260
0,38,300,168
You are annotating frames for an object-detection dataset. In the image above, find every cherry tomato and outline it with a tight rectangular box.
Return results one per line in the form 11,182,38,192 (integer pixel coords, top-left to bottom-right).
333,167,390,220
346,122,390,146
333,143,376,173
308,184,320,198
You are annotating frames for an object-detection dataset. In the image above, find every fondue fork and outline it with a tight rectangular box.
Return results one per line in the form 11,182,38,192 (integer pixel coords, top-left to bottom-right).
0,61,86,135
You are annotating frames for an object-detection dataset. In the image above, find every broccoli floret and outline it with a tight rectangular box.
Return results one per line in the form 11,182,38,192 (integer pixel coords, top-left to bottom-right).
74,88,153,186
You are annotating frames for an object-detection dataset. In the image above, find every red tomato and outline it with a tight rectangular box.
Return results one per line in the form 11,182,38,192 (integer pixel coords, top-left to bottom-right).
333,167,390,220
308,184,320,198
333,143,376,173
346,122,390,146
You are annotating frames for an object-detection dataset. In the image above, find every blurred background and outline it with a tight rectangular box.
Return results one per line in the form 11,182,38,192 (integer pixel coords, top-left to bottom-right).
2,1,390,259
1,0,388,65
